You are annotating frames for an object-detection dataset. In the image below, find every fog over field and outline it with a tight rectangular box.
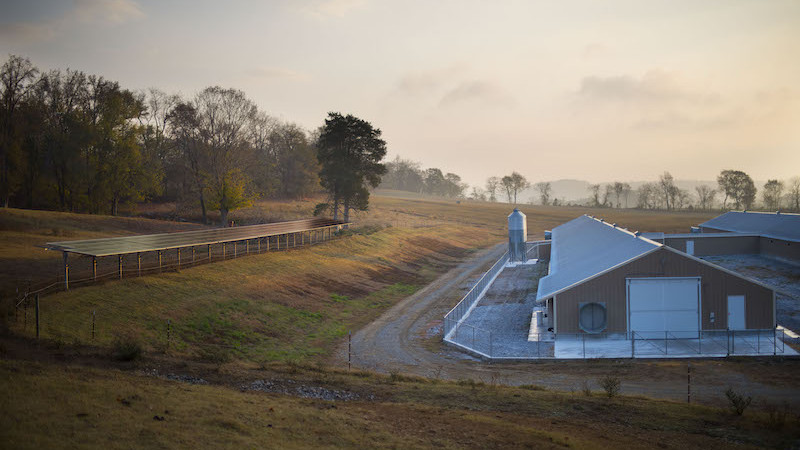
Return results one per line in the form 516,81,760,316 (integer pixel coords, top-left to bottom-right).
2,0,798,186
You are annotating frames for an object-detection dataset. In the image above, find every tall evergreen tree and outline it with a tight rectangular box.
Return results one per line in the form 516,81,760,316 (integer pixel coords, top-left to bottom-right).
316,112,386,222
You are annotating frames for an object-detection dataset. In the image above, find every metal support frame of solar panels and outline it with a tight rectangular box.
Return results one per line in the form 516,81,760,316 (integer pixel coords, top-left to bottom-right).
44,218,349,291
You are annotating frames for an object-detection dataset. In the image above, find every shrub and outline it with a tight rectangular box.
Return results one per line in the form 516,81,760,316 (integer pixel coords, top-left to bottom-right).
581,380,592,397
599,376,621,398
112,336,142,361
725,387,752,415
519,384,546,391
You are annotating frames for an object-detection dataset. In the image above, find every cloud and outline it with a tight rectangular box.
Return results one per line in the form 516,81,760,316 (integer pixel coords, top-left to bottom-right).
439,81,514,108
298,0,367,18
0,0,143,43
393,64,468,96
578,70,718,105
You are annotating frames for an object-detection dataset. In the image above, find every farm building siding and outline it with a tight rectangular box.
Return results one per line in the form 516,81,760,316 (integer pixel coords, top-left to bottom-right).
663,235,760,256
554,248,773,334
759,237,800,263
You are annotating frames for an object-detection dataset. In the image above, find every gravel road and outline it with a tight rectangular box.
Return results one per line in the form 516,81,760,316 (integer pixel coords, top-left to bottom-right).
338,244,800,407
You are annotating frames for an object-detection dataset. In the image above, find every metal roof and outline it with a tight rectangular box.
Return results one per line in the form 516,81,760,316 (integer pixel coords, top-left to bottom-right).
699,211,800,242
536,215,661,300
45,218,346,257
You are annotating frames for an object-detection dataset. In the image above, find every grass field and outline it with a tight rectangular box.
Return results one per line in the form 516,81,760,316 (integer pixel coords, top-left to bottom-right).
2,357,798,449
2,193,717,365
3,194,796,448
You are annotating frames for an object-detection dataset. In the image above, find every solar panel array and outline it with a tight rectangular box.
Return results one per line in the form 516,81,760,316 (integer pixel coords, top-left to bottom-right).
45,218,346,257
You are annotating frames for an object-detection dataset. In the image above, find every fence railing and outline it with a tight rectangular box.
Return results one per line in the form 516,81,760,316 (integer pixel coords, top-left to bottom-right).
443,251,509,339
446,326,790,360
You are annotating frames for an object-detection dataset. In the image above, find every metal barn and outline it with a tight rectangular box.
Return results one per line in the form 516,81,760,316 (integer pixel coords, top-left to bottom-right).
536,216,775,337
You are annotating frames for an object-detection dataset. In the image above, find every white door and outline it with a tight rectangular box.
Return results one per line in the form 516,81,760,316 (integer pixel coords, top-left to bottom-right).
686,240,694,256
628,278,700,339
727,295,746,330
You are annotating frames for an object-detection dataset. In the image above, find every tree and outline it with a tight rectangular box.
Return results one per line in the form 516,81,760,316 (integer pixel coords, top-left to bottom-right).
611,181,631,208
485,176,500,202
507,171,529,205
423,167,445,196
658,171,679,210
621,182,632,208
1,55,39,207
695,185,716,210
316,112,387,222
534,181,552,205
169,101,208,221
717,170,756,210
762,179,784,210
193,86,258,225
588,184,601,207
602,184,613,207
93,84,161,215
501,175,514,203
381,156,423,193
636,183,657,209
789,177,800,212
265,121,319,198
469,186,486,201
444,172,466,198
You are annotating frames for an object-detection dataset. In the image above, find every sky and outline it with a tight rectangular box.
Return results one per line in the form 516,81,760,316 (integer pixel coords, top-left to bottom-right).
1,0,799,187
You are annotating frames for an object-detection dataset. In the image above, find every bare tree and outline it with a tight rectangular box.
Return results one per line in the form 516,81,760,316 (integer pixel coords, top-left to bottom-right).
534,181,552,205
501,175,514,203
789,177,800,212
602,184,614,207
588,184,601,207
762,179,784,210
695,184,716,210
469,186,486,201
658,171,679,210
637,182,658,209
611,181,631,208
485,176,500,202
193,86,258,225
506,171,529,205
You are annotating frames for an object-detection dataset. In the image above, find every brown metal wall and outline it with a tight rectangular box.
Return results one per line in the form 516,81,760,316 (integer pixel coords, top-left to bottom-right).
537,242,551,260
663,235,760,256
759,237,800,263
554,248,774,334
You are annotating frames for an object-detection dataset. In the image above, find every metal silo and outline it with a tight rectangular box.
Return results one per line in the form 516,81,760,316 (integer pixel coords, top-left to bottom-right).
508,208,527,262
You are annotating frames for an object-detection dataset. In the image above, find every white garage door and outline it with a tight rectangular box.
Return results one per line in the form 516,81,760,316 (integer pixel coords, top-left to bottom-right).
627,278,700,339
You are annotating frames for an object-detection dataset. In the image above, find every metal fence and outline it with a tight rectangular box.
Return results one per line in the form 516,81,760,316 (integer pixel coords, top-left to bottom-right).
443,251,509,339
446,326,791,360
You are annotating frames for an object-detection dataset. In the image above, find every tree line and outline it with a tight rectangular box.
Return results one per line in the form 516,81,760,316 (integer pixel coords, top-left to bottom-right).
0,55,323,223
379,157,468,198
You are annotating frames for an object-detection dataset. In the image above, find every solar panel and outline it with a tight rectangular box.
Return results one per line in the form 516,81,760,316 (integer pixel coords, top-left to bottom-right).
45,218,347,257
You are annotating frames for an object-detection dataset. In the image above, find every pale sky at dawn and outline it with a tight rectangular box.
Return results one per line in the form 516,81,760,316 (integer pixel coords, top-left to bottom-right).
2,0,799,187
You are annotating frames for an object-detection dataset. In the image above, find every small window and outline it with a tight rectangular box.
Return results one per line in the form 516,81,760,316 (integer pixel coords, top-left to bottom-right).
579,302,607,333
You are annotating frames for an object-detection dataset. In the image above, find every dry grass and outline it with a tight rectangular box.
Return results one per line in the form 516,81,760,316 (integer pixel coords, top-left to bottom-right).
2,358,797,449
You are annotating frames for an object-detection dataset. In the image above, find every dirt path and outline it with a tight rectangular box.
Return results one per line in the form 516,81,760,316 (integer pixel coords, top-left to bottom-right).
338,244,800,407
